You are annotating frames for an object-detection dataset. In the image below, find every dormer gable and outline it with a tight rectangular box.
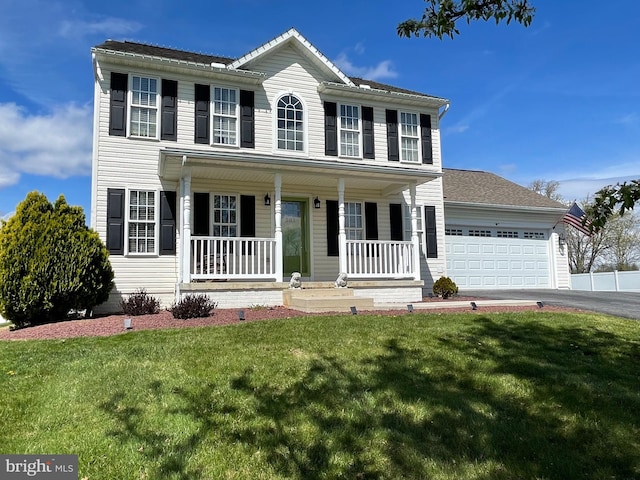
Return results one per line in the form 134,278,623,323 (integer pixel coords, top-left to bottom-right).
230,28,355,87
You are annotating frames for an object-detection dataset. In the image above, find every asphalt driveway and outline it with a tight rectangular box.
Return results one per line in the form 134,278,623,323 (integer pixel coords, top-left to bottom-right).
463,289,640,320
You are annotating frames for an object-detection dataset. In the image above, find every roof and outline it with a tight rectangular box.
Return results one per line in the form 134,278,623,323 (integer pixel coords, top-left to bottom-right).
92,32,440,99
442,168,567,210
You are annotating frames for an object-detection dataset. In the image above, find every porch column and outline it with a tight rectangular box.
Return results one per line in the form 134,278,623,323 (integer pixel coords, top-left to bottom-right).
410,184,422,281
274,173,283,282
181,166,192,284
338,178,347,273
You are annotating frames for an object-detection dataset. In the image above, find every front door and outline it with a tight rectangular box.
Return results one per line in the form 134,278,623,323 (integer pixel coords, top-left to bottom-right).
282,199,310,277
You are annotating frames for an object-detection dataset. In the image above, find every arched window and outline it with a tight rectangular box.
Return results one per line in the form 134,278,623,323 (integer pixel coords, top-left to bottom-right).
277,95,304,151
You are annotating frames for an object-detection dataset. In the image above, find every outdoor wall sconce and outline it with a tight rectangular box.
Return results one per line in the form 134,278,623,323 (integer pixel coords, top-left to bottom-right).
314,196,321,209
264,193,271,206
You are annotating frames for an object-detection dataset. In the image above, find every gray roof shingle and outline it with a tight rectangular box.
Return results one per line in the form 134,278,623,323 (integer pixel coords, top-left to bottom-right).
443,168,566,209
92,41,440,98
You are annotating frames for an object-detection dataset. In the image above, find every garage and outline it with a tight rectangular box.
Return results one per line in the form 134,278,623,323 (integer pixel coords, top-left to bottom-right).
441,168,571,290
444,227,551,288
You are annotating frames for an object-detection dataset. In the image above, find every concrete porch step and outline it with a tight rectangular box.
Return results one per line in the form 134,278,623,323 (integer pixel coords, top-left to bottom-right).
284,287,374,313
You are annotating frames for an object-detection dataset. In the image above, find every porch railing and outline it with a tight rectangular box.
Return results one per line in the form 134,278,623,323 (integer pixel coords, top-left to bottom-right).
191,236,276,280
346,240,415,278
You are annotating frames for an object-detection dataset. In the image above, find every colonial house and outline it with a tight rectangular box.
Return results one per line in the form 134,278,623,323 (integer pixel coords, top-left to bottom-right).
90,28,570,312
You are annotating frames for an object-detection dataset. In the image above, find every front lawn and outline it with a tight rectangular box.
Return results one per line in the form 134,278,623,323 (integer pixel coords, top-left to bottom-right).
1,311,639,479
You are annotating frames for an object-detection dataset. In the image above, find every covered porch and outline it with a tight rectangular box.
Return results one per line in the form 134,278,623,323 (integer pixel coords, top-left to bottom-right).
159,149,439,287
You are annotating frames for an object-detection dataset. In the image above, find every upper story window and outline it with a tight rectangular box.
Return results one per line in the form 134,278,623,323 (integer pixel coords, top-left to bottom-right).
340,104,360,157
400,112,419,162
213,87,238,145
128,190,156,254
130,76,158,138
277,95,304,152
345,202,363,240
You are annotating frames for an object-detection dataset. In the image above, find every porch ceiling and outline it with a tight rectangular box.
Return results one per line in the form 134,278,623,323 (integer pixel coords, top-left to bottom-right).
159,149,440,195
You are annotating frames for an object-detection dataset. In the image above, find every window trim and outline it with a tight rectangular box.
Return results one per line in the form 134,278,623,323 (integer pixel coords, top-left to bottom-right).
125,188,159,256
211,193,239,238
127,74,160,140
399,110,421,163
338,103,362,158
273,92,307,155
211,85,240,147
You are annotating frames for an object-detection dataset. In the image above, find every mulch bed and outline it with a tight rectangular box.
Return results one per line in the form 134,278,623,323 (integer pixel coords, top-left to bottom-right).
0,297,576,341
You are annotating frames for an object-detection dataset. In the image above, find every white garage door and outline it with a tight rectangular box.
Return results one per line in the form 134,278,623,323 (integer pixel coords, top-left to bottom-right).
445,229,550,289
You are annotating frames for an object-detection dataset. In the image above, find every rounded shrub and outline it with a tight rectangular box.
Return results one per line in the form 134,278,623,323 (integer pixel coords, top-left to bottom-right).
170,294,217,319
121,289,160,316
0,192,114,328
432,276,459,299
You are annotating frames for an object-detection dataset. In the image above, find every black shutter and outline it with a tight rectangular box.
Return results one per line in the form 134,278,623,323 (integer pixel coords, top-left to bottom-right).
324,101,338,156
193,193,210,236
106,188,125,254
425,205,438,258
389,203,403,241
159,191,176,255
365,202,378,240
240,90,255,148
194,84,210,144
240,195,256,254
326,200,339,256
161,79,178,141
386,109,399,162
420,114,433,164
362,106,374,159
109,73,127,136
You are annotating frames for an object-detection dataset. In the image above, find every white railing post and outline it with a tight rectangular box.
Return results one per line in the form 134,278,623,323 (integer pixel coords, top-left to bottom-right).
410,184,421,281
181,165,192,284
274,174,283,282
338,178,347,274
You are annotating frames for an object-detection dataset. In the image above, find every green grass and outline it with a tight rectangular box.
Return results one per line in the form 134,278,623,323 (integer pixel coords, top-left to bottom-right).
1,311,639,479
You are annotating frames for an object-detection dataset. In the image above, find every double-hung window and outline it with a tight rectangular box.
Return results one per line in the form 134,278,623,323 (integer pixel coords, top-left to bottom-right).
130,76,158,138
403,204,424,241
213,87,238,145
339,104,360,157
277,95,304,151
344,202,363,240
400,112,420,162
213,194,237,237
128,190,156,254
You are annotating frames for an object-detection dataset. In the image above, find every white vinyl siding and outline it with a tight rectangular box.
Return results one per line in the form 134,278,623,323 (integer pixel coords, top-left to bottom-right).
129,75,158,138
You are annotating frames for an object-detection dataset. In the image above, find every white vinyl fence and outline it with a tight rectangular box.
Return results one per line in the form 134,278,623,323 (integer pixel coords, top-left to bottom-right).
571,271,640,292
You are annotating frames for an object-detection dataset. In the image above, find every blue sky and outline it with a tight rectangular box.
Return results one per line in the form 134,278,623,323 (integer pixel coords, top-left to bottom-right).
1,0,639,220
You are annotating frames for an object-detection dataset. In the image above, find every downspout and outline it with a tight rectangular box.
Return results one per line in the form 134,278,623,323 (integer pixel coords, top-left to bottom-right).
438,102,450,121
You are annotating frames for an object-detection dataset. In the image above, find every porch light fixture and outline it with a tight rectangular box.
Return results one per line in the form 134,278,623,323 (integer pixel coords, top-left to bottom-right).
314,196,321,209
264,193,271,206
470,302,478,311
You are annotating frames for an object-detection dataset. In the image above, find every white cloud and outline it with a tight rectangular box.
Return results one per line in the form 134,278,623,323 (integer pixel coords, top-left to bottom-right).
333,53,398,81
0,102,93,188
59,17,142,39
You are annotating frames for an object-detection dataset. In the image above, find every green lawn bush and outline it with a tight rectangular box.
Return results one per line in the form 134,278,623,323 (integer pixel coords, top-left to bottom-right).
433,276,459,298
0,191,113,327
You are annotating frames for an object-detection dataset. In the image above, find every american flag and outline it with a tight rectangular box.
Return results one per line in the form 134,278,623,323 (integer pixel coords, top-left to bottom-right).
561,202,592,236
